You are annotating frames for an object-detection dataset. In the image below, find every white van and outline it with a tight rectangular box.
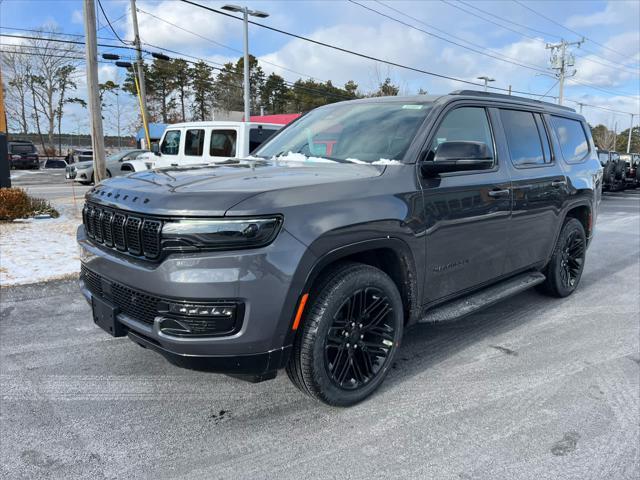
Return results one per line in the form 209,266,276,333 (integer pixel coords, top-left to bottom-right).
125,121,282,171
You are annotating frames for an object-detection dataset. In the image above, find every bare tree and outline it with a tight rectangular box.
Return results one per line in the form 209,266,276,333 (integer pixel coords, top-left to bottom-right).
2,28,82,152
1,49,31,134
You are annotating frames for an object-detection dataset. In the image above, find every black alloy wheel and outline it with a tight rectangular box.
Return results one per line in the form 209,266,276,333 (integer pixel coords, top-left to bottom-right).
287,262,403,406
538,217,587,298
558,230,585,290
324,287,396,390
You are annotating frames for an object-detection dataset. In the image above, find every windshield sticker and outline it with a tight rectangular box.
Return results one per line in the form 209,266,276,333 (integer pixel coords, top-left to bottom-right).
402,104,423,109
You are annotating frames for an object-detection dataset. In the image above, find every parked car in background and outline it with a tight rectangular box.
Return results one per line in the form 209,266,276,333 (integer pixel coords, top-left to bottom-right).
79,91,602,406
65,148,94,164
66,149,148,184
619,153,640,188
44,158,68,169
124,121,282,172
598,150,627,191
7,140,39,169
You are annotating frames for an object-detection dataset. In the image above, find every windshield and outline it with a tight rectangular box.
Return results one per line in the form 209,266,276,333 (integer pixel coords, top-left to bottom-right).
254,101,432,163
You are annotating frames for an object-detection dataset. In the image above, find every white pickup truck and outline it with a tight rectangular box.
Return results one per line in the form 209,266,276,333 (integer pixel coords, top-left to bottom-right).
124,121,283,172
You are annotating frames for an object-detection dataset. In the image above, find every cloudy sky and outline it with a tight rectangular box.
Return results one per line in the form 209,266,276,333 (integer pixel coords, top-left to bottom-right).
1,0,639,135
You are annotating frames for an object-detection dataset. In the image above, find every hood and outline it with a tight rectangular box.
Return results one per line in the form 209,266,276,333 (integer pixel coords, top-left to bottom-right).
85,158,385,216
75,160,93,169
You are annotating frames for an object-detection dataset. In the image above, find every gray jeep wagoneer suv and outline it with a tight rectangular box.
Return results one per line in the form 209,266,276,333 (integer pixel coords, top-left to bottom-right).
78,91,602,406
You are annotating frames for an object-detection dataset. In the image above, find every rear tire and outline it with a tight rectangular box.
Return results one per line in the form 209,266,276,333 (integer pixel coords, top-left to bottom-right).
286,262,403,407
538,218,586,298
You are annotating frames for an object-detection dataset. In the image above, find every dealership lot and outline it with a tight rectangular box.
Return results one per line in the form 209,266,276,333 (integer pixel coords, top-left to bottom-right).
0,190,638,480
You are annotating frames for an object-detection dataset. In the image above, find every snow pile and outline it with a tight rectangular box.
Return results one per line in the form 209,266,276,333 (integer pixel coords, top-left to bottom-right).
0,203,82,286
273,152,402,165
372,159,402,165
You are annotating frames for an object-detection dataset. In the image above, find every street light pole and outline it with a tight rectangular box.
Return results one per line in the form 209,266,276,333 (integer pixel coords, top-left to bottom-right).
242,7,250,123
477,76,495,92
627,114,635,154
222,4,269,122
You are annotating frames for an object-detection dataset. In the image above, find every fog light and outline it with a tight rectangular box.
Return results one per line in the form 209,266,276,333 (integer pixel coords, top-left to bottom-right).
164,302,236,317
156,301,241,337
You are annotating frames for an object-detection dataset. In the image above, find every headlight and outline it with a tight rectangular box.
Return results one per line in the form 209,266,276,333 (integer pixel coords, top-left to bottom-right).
161,217,282,251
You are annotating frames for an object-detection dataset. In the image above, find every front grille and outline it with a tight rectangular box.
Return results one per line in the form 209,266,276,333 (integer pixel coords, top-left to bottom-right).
83,203,161,259
80,266,242,336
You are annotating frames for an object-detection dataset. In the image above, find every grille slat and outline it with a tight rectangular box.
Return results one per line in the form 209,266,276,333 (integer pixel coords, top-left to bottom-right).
142,220,161,259
102,210,114,247
125,217,142,255
83,203,161,259
113,213,127,251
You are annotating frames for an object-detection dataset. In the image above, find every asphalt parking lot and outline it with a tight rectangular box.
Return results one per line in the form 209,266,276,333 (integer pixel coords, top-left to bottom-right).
1,190,638,480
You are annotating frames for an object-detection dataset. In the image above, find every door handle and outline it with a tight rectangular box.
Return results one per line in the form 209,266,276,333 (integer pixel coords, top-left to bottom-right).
488,189,510,198
551,180,567,187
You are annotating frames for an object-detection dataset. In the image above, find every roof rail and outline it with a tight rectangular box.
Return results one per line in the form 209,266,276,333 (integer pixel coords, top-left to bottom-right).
449,90,576,112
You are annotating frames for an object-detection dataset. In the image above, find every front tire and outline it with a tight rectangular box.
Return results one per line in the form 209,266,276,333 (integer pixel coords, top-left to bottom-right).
286,262,403,407
538,218,586,298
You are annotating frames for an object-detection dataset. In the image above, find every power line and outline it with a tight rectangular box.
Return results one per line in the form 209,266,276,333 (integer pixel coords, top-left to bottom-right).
136,7,329,84
349,0,550,75
512,0,634,63
178,0,553,98
97,0,129,45
538,79,559,100
0,26,122,44
442,0,639,75
0,32,140,53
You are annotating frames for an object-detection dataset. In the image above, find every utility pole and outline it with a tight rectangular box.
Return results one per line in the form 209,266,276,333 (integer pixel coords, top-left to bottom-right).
130,0,149,139
0,66,10,188
83,0,107,182
546,38,584,106
578,102,583,114
627,114,635,153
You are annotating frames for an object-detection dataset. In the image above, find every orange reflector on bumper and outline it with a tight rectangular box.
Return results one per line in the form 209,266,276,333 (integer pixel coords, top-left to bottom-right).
292,293,309,331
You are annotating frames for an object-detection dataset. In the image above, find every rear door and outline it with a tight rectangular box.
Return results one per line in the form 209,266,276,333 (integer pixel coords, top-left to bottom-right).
419,104,513,303
494,108,568,272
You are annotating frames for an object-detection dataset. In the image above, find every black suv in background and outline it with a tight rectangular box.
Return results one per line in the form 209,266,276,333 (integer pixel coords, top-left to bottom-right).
7,140,39,169
78,91,602,406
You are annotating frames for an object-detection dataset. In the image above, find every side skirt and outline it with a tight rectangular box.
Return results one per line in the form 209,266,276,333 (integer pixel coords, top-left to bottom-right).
418,271,545,323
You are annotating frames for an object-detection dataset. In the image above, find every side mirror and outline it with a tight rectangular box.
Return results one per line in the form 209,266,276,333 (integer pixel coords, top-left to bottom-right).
421,141,493,176
152,144,160,156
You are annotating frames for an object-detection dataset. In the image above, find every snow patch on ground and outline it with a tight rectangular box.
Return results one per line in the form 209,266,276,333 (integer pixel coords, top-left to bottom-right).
0,203,82,286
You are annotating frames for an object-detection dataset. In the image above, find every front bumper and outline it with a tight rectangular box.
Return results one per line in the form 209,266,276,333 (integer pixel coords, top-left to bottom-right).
78,225,312,376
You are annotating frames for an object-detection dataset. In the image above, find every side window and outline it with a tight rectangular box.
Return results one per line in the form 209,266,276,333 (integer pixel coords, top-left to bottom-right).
209,130,237,157
249,127,278,152
185,129,205,156
160,130,181,155
551,116,589,163
500,109,546,166
430,107,494,162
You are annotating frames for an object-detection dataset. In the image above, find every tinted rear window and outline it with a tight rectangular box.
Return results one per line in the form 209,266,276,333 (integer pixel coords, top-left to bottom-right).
500,109,548,166
249,127,278,152
185,129,205,156
551,116,589,163
210,130,237,157
11,144,35,154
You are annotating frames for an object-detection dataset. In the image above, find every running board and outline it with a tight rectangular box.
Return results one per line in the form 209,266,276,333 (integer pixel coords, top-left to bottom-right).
418,271,546,323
